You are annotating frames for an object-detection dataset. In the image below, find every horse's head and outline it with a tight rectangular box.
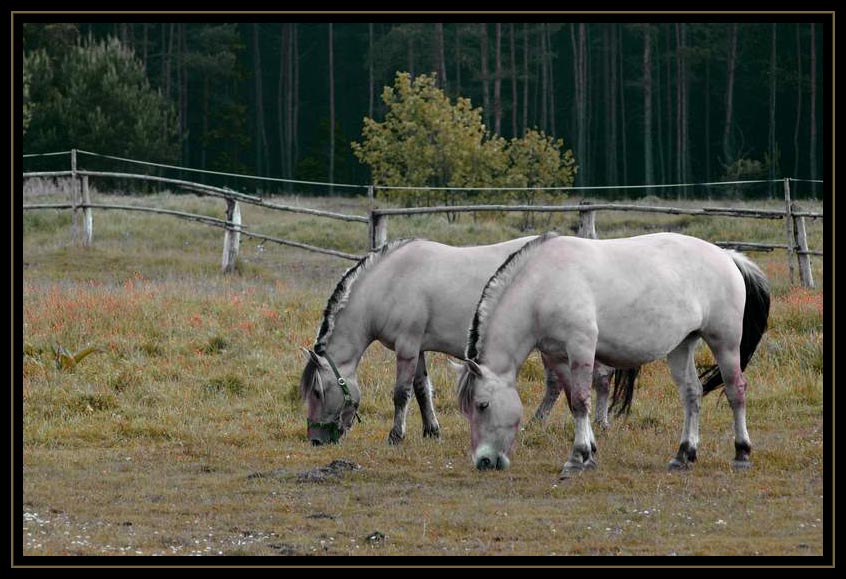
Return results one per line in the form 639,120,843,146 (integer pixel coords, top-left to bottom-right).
458,359,522,470
299,348,361,445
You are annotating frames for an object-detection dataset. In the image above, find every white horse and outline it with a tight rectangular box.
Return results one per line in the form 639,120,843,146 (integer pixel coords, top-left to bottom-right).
300,237,634,445
458,232,770,477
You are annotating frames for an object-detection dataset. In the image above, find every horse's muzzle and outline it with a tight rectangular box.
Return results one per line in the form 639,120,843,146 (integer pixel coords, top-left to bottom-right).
475,453,510,471
307,422,342,446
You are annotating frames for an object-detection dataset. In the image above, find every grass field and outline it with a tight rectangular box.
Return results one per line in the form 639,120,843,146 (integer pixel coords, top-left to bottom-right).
20,184,826,559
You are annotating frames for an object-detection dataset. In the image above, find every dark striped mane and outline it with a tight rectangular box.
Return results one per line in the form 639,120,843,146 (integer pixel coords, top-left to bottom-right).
313,237,418,353
465,232,559,361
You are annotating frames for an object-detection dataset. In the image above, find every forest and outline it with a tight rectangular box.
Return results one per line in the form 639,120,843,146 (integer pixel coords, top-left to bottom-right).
21,19,827,198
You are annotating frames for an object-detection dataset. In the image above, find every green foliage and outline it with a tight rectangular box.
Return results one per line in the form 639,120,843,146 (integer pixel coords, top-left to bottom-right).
23,36,180,161
352,72,577,208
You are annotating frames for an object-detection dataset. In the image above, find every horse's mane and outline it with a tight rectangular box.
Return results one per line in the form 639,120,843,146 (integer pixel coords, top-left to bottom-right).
313,237,417,353
465,232,558,362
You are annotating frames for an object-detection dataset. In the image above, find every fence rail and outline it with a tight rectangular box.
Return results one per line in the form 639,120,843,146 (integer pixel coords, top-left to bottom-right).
22,150,822,286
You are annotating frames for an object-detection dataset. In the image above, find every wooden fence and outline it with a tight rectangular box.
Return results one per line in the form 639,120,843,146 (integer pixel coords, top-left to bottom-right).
23,150,822,287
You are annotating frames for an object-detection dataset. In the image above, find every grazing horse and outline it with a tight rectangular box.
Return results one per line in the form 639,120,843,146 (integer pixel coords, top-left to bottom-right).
299,237,632,446
458,232,769,477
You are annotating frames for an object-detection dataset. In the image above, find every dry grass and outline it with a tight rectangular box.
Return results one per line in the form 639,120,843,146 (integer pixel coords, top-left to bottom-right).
19,186,826,560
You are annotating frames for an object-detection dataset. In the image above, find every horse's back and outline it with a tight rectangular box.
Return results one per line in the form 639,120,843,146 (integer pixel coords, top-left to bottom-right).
356,236,538,354
531,233,747,365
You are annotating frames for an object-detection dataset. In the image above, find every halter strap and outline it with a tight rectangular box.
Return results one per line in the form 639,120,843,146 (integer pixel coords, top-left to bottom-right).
313,345,361,423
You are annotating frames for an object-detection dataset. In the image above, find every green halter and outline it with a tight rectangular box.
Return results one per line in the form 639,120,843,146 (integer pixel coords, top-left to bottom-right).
307,345,361,441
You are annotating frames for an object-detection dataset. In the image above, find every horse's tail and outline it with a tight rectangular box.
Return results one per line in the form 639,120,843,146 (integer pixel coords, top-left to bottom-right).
609,366,640,417
700,251,771,395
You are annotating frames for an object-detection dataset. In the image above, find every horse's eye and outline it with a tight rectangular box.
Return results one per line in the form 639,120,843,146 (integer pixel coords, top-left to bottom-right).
313,389,322,400
478,401,489,411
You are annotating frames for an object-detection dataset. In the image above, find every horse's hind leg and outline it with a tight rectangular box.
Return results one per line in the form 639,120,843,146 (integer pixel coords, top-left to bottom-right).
593,363,612,429
667,337,702,471
532,353,565,421
388,347,420,445
413,352,440,438
713,347,753,470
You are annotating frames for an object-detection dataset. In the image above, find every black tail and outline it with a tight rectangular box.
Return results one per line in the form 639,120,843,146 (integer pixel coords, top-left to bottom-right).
609,367,640,417
700,251,771,395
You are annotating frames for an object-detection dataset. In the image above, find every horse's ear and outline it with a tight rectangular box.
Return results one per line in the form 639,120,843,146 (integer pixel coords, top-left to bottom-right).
447,358,465,375
302,348,321,365
464,359,483,377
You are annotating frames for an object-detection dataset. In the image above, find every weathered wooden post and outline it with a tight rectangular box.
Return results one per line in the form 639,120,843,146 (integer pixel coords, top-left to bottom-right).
783,178,796,284
369,210,387,251
70,148,80,242
81,175,93,247
577,200,598,239
792,202,815,288
221,199,241,274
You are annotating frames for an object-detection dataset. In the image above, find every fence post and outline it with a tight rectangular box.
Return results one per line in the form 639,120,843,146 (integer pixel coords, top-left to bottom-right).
367,185,374,206
577,201,598,239
221,199,241,274
70,148,80,242
369,210,387,251
792,202,815,288
81,175,93,247
783,178,796,285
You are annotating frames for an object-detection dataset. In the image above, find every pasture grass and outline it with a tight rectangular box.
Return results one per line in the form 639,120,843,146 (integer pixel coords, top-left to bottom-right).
20,186,825,558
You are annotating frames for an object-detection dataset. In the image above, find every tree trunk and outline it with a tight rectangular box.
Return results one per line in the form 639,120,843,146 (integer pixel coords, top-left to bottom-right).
252,24,268,178
369,23,375,119
722,23,738,166
278,24,288,181
202,76,209,169
293,24,299,169
619,25,628,186
481,24,490,130
179,24,188,165
680,23,690,186
286,25,294,184
407,28,415,78
547,24,556,137
656,26,666,186
142,23,148,68
522,23,528,136
643,26,654,194
809,23,817,182
494,23,502,135
435,23,447,91
328,23,335,194
793,24,803,179
455,26,462,96
510,23,518,139
665,25,673,186
608,26,618,186
704,48,711,183
541,25,548,133
768,24,777,198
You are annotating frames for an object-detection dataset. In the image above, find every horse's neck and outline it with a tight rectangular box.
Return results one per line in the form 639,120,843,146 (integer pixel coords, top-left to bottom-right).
482,298,537,378
324,309,370,372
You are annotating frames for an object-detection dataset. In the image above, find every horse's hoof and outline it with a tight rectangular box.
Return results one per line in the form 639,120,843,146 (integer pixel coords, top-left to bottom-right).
732,459,752,471
387,430,404,445
594,420,610,431
559,458,594,479
668,458,691,471
423,425,440,439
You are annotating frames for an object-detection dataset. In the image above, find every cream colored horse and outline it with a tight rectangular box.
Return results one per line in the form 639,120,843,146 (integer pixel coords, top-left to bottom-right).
459,232,770,477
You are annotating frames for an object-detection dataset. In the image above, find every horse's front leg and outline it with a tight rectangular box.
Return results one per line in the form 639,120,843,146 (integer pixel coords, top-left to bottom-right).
559,349,598,479
412,352,440,438
532,353,565,421
388,348,420,445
